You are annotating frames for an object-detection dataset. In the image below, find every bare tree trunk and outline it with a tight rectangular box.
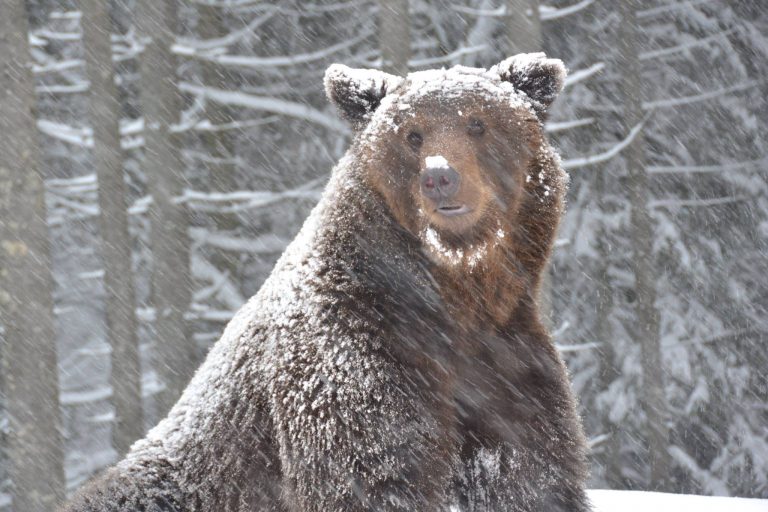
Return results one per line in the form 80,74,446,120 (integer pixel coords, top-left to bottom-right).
617,0,670,490
81,0,144,457
0,1,65,508
379,0,411,75
594,169,624,488
506,0,542,54
198,3,242,286
135,0,196,417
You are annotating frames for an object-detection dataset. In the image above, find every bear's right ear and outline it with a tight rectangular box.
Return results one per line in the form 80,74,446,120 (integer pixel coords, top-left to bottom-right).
325,64,403,128
493,53,567,119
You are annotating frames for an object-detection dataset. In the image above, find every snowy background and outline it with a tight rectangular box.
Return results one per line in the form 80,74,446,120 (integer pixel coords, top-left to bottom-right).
0,0,766,510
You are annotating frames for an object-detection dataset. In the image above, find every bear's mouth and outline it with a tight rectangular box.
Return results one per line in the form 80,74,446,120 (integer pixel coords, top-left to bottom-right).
436,204,472,216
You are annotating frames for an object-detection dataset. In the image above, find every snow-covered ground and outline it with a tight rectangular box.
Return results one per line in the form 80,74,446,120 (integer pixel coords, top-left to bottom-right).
588,489,768,511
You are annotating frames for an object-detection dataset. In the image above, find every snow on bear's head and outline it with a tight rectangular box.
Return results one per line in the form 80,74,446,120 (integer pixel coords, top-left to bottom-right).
324,54,567,267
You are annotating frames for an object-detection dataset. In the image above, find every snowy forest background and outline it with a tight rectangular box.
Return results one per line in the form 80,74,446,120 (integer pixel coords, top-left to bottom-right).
0,0,766,509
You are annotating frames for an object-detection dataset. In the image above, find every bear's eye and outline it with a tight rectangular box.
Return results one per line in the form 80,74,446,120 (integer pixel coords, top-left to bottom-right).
467,119,485,136
407,131,423,149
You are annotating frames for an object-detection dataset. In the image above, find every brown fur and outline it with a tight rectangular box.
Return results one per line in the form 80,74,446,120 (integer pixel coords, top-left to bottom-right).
362,96,562,330
62,57,589,512
351,77,587,510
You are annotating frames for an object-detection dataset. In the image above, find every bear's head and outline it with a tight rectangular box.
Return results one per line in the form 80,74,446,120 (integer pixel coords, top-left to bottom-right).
325,53,566,274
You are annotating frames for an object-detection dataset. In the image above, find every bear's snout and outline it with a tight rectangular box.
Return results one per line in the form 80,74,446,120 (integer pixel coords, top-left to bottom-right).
421,166,461,201
421,155,461,204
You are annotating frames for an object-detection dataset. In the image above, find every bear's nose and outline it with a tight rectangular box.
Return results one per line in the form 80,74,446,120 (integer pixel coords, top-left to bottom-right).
421,166,461,201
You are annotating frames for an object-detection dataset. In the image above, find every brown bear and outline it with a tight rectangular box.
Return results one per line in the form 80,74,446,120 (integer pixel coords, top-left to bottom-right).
62,53,590,512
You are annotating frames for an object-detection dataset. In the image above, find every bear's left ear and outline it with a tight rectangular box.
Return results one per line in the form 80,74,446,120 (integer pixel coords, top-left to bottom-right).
493,53,567,118
325,64,403,129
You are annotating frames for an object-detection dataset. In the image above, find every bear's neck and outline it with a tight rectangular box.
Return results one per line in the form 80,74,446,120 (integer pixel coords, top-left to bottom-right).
318,162,541,333
427,233,536,330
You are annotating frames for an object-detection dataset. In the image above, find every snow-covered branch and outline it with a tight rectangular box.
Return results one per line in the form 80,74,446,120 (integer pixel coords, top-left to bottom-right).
189,227,289,254
128,195,152,215
191,255,246,311
642,80,761,110
37,118,144,149
556,342,602,353
47,173,96,190
34,28,81,41
450,0,596,20
178,30,373,68
562,117,647,170
33,59,83,74
540,0,596,21
36,82,90,95
650,195,750,208
177,180,324,213
647,158,766,174
190,116,280,133
449,4,506,17
668,446,729,496
174,10,277,52
50,10,81,20
637,0,712,20
38,120,92,147
546,117,595,133
186,308,239,322
588,433,611,449
179,83,350,134
563,62,604,88
640,29,736,60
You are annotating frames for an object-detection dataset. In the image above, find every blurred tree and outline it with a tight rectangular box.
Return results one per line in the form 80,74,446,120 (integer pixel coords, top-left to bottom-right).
135,0,197,416
548,0,767,495
0,0,66,509
506,0,541,54
616,0,671,490
379,0,411,75
81,0,144,456
197,3,243,285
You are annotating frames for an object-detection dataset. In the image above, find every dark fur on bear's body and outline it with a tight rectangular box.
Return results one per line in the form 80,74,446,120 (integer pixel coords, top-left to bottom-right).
63,54,590,512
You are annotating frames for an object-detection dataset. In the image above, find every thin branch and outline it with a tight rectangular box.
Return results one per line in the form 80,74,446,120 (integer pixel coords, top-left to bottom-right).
36,82,90,94
33,28,81,41
178,29,373,68
562,115,648,170
174,10,277,51
650,195,750,208
449,4,506,17
640,29,735,60
556,342,602,352
647,158,766,174
637,0,712,19
179,82,350,134
177,178,325,213
642,80,761,110
588,433,611,449
192,116,280,132
546,117,595,133
564,62,605,88
450,0,596,20
189,228,289,254
540,0,596,21
37,118,144,148
33,59,83,74
50,10,81,20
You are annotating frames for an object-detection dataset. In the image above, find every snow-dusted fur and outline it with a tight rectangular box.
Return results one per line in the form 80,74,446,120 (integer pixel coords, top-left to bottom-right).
63,54,590,512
